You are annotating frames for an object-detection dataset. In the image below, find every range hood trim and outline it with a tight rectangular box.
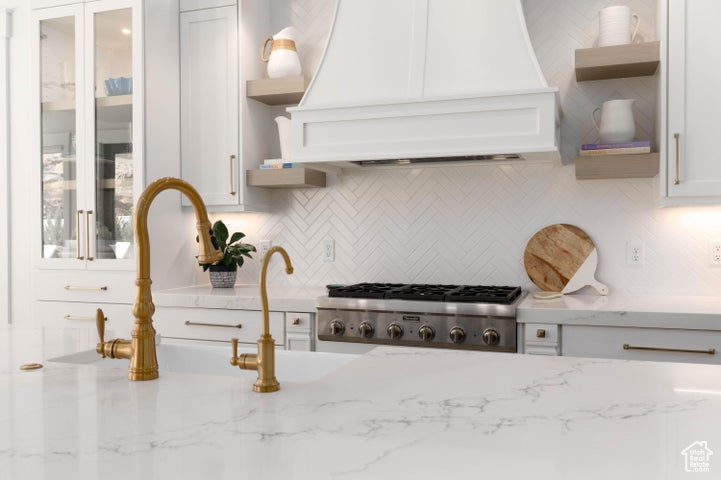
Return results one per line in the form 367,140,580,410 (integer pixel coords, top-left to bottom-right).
288,88,560,168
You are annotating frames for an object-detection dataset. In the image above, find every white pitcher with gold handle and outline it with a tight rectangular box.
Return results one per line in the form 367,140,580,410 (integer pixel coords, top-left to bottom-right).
592,99,636,144
261,27,301,78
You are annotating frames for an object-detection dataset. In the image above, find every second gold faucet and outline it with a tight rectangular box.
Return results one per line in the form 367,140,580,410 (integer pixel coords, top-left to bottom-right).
229,246,293,392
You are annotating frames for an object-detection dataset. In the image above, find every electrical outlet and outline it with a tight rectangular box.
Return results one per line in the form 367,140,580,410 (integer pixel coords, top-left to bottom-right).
322,239,335,262
259,240,271,259
626,241,644,266
710,240,721,266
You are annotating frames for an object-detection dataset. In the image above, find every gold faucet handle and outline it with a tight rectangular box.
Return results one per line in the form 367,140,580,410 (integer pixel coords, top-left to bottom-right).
230,338,239,366
95,308,106,358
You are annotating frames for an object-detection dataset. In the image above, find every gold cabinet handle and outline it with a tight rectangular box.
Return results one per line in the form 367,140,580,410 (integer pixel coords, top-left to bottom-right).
85,210,94,261
292,317,301,325
64,314,107,321
536,329,546,338
673,133,681,185
623,343,715,355
76,210,84,259
229,154,237,195
64,285,108,291
184,320,242,329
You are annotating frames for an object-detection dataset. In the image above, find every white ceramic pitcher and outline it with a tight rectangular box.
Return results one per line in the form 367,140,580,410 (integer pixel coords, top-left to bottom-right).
592,99,636,143
261,27,302,78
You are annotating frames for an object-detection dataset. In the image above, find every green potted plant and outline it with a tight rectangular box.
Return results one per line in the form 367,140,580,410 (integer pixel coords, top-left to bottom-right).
200,220,257,288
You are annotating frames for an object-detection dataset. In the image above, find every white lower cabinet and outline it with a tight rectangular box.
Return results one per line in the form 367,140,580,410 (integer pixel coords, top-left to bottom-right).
152,307,283,346
152,307,315,351
562,325,721,365
35,300,133,341
285,312,314,351
522,323,560,356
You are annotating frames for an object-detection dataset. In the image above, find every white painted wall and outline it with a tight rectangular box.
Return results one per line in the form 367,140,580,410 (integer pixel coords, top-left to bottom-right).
0,9,10,324
211,0,721,297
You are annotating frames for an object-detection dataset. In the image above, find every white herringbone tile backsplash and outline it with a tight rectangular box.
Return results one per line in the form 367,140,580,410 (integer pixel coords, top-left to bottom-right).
222,0,721,296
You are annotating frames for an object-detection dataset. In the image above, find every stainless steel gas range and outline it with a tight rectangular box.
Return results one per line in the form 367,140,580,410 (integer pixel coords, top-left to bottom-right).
316,283,525,353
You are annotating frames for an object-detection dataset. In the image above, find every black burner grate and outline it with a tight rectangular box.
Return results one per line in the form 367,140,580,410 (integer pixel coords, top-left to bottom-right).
445,285,522,304
386,284,460,301
327,283,522,304
327,283,405,299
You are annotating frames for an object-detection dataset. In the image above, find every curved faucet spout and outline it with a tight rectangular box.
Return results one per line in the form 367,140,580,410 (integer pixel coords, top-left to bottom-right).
126,177,222,381
230,245,293,393
260,246,294,337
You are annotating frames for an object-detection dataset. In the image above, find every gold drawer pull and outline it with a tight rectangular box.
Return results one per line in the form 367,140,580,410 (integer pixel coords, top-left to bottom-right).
229,155,237,195
75,210,84,259
64,285,108,291
85,210,94,261
184,320,242,329
673,133,681,185
536,329,546,338
64,314,107,321
292,317,301,325
623,343,715,355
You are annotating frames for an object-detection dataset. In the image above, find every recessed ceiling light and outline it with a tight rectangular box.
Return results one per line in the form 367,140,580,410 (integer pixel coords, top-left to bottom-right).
121,28,131,35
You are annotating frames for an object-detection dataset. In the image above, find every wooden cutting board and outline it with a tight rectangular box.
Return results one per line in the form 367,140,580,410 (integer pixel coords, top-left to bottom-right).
524,224,605,294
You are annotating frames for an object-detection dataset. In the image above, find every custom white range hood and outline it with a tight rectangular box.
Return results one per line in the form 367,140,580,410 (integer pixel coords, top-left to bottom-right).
287,0,560,169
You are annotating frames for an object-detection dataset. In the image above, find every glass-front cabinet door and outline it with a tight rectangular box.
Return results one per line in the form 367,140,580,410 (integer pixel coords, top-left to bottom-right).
33,0,141,270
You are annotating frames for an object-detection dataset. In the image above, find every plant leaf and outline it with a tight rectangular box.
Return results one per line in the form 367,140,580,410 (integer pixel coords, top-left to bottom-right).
213,220,229,248
228,232,243,245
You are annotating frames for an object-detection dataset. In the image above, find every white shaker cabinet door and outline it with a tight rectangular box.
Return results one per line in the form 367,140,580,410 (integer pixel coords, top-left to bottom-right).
180,5,239,206
664,0,721,202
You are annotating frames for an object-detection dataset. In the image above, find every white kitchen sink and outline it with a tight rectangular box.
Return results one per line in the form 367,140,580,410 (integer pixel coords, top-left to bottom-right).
48,343,359,382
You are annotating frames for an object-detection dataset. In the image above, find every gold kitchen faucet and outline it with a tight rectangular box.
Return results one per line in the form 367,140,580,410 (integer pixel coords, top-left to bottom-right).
230,245,293,392
95,177,223,380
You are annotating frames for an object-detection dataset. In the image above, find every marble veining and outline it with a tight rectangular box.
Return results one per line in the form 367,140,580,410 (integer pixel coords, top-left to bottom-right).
3,327,721,479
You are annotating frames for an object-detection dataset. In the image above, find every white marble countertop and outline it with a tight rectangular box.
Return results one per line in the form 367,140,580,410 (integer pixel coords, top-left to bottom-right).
518,294,721,330
153,284,326,312
2,325,721,479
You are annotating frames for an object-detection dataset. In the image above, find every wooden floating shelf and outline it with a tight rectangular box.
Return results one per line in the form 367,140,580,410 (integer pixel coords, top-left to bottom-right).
246,75,309,105
575,41,660,82
246,167,326,188
575,153,659,180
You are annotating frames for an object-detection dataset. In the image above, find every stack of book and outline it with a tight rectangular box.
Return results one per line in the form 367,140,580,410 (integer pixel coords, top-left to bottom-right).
259,159,303,169
579,140,651,156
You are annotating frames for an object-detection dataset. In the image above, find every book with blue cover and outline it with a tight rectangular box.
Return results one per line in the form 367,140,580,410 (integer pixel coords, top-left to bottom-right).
259,163,302,169
581,140,650,150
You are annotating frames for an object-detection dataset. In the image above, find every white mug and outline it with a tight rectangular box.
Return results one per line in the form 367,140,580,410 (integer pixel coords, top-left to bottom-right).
592,99,636,143
599,5,639,47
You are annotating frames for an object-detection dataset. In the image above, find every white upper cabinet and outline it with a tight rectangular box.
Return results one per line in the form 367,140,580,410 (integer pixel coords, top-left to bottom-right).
179,0,272,212
31,0,142,271
663,0,721,204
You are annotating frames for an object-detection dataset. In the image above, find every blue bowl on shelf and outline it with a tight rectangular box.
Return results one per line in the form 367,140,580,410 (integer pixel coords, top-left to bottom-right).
104,77,132,96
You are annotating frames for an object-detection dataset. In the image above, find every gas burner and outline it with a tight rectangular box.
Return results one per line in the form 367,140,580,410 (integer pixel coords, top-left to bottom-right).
386,284,460,301
445,286,522,304
328,283,405,299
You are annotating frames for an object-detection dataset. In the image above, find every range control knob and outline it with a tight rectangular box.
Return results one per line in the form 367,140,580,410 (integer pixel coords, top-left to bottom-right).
387,323,404,340
329,320,345,336
418,325,435,342
482,328,500,346
358,322,375,338
449,326,466,344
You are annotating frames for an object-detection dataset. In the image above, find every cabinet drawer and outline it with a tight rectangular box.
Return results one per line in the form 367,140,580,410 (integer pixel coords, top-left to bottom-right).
285,312,312,333
34,270,136,303
153,307,284,345
562,325,721,364
35,301,133,339
523,323,560,356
